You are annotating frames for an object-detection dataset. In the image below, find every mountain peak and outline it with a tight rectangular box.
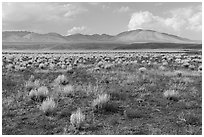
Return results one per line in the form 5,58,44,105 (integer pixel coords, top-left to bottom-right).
2,29,198,44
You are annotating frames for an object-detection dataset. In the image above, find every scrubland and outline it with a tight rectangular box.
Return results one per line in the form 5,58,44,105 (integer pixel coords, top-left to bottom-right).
2,51,202,135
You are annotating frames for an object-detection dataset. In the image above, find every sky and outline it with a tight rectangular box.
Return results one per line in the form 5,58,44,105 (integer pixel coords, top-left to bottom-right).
2,2,202,40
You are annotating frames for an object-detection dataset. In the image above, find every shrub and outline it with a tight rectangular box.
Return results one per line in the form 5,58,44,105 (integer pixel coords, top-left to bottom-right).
163,90,180,101
28,89,38,100
198,66,202,72
182,62,190,68
104,64,112,70
49,64,55,70
25,79,41,91
189,65,195,70
54,74,68,85
6,64,14,70
139,67,147,73
29,75,35,82
158,66,166,71
39,98,56,114
97,101,122,114
62,85,74,95
162,62,168,66
70,108,85,129
175,70,182,77
29,86,49,102
34,79,41,88
39,63,45,69
37,86,49,97
92,93,110,109
25,81,35,91
61,64,66,69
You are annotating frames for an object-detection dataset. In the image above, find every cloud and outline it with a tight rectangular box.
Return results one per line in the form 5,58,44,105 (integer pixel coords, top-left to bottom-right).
88,2,101,6
67,26,87,35
3,3,86,22
63,3,87,17
154,3,163,7
2,2,88,32
128,5,202,34
114,6,130,13
102,4,110,10
187,12,202,31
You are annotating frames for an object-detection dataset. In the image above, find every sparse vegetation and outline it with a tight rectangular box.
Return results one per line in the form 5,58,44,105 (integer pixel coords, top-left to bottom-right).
70,108,85,129
39,97,56,115
92,93,110,109
62,85,74,95
2,51,202,135
54,74,69,85
163,90,180,101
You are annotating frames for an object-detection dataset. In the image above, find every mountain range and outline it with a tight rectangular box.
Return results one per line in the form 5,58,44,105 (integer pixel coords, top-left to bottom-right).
2,29,202,50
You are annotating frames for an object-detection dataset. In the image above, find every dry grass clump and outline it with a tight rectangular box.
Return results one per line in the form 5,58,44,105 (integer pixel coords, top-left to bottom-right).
28,89,38,99
39,63,46,69
2,97,14,108
70,108,85,129
29,86,49,102
25,81,35,91
158,66,166,71
91,93,122,114
198,66,202,72
54,74,69,85
124,74,139,84
180,77,194,84
25,79,41,91
62,85,74,95
139,67,147,73
6,64,14,70
92,93,110,109
175,70,183,77
28,75,35,82
37,86,49,96
76,83,105,96
163,90,180,101
189,65,195,70
104,63,112,70
39,97,56,114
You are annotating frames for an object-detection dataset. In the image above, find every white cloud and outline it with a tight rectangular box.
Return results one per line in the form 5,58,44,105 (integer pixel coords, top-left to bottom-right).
67,26,87,35
102,4,110,10
88,2,101,6
2,2,88,31
63,4,87,17
187,11,202,31
154,3,163,7
128,6,202,34
114,6,130,13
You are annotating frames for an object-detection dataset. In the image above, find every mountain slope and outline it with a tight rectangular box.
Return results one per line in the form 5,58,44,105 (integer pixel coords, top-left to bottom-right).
2,29,201,50
3,29,198,43
64,33,114,42
113,29,194,43
3,31,68,43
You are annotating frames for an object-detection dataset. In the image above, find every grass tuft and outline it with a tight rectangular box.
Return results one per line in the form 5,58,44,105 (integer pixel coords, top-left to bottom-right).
92,93,110,109
39,97,56,115
70,108,85,129
163,90,180,101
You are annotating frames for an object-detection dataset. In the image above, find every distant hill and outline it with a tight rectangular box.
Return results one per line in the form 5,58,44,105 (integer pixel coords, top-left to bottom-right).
2,29,201,50
112,29,196,44
3,31,68,43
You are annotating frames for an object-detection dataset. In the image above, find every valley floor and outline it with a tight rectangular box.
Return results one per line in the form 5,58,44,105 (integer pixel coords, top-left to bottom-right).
2,51,202,135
